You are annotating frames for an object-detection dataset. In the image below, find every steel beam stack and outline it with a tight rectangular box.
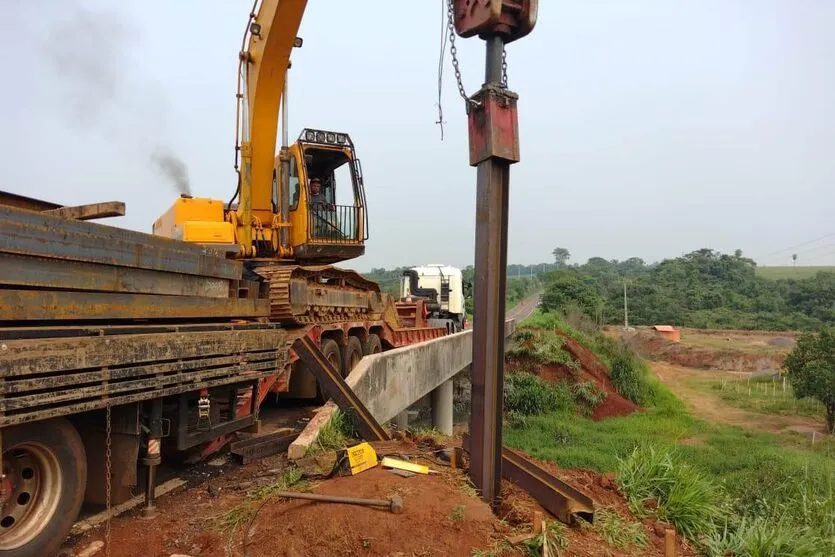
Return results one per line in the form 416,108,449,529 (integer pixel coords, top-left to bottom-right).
0,203,269,321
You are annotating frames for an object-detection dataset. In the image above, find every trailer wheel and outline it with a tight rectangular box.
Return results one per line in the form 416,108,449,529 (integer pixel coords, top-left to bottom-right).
314,339,343,403
320,338,342,377
342,336,364,378
0,418,86,557
363,334,382,356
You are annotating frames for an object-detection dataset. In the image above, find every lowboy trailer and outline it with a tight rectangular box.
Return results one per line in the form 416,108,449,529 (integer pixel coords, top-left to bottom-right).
0,196,447,557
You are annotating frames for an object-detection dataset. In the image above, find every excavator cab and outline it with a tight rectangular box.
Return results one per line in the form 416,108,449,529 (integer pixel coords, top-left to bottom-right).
151,128,367,264
284,128,367,263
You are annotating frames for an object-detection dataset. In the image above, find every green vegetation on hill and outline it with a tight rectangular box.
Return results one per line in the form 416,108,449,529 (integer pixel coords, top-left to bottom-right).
364,249,835,331
504,314,835,555
757,266,835,280
540,249,835,331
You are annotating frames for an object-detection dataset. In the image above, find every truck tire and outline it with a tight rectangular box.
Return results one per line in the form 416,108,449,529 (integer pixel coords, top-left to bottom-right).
363,334,382,356
342,336,364,378
0,417,87,557
314,338,343,403
320,338,342,378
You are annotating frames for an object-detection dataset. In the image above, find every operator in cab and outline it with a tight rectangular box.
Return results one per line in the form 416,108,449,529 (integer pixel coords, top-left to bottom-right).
308,177,337,239
308,177,328,208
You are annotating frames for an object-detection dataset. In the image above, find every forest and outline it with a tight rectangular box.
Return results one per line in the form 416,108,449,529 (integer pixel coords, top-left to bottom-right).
365,248,835,330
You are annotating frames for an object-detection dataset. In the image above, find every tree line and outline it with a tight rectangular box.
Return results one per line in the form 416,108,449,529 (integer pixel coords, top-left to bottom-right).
539,247,835,330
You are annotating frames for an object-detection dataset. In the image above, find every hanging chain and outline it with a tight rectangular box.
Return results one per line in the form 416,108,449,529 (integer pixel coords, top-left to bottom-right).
446,0,478,107
502,47,508,87
104,403,112,557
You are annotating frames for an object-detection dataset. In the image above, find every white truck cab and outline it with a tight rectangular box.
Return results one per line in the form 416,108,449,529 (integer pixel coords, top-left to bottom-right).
401,264,467,332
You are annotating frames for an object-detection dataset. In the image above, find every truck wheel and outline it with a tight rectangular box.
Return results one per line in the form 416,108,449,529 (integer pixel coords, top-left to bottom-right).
0,418,87,557
320,338,342,378
342,336,364,378
363,334,382,356
315,338,343,402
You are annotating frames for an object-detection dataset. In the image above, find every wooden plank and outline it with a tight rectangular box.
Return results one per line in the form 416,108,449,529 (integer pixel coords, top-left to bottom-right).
0,289,269,322
0,253,230,298
2,329,285,376
0,205,241,279
43,201,125,220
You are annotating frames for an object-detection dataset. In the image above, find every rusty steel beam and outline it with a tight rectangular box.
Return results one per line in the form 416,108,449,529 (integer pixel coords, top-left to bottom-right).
0,289,269,321
462,434,595,524
0,205,241,280
0,190,61,211
468,36,519,505
0,328,287,426
292,335,389,442
43,201,126,220
0,253,230,298
231,431,299,464
3,328,284,376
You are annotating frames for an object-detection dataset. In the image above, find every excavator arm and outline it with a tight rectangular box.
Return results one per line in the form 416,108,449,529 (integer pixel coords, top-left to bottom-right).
154,0,536,264
235,0,307,256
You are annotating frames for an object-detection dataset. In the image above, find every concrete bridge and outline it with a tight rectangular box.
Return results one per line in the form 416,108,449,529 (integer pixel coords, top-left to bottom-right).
289,319,517,458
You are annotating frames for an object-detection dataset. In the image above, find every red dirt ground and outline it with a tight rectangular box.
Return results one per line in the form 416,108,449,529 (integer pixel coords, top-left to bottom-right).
69,438,699,557
498,455,697,557
508,333,639,421
623,331,785,372
69,439,519,557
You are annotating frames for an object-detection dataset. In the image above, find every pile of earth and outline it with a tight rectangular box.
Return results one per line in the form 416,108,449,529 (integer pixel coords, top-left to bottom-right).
624,331,785,373
507,332,639,420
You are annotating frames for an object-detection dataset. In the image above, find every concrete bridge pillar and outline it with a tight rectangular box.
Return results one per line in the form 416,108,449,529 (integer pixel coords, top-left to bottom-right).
394,410,409,430
431,379,454,435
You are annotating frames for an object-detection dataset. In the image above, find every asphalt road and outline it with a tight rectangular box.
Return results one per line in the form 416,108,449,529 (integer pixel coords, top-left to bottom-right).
507,292,542,323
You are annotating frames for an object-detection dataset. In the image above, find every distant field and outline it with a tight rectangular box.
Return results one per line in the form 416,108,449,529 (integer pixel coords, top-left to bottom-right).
755,265,835,280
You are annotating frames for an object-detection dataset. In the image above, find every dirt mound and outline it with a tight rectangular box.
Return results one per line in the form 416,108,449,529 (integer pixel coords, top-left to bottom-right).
498,456,697,557
508,333,639,421
627,331,784,372
70,439,515,557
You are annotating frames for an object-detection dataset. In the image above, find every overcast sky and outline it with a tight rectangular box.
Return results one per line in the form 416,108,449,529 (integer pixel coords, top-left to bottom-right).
1,1,832,270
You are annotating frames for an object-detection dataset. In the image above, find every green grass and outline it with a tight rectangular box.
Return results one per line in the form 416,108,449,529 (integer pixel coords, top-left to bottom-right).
688,374,825,420
582,508,648,551
503,377,834,554
312,409,357,453
756,266,835,280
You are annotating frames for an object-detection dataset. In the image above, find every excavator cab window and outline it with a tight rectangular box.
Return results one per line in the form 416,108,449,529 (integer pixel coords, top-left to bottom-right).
288,154,301,210
300,146,365,242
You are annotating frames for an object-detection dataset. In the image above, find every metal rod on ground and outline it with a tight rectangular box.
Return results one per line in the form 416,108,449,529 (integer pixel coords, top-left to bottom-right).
275,491,404,514
469,34,512,505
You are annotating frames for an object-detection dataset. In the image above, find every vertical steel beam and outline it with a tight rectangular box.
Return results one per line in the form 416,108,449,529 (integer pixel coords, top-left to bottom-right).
469,157,510,504
453,0,536,506
468,36,517,505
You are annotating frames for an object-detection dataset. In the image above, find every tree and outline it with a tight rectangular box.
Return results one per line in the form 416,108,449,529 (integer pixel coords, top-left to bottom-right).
552,247,571,267
783,329,835,433
792,253,798,266
734,248,743,258
540,270,603,319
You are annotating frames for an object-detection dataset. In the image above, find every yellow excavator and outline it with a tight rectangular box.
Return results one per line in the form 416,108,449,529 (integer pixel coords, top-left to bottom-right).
151,0,535,327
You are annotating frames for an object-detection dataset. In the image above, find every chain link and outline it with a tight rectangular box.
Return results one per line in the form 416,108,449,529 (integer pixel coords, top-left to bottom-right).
105,403,112,557
502,47,508,87
446,0,477,106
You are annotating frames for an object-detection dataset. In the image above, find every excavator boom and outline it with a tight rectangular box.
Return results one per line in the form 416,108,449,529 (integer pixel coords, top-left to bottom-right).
237,0,307,253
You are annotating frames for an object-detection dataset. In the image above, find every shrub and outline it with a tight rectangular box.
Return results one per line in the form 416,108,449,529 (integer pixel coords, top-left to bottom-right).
504,372,574,416
570,381,607,416
617,445,721,542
